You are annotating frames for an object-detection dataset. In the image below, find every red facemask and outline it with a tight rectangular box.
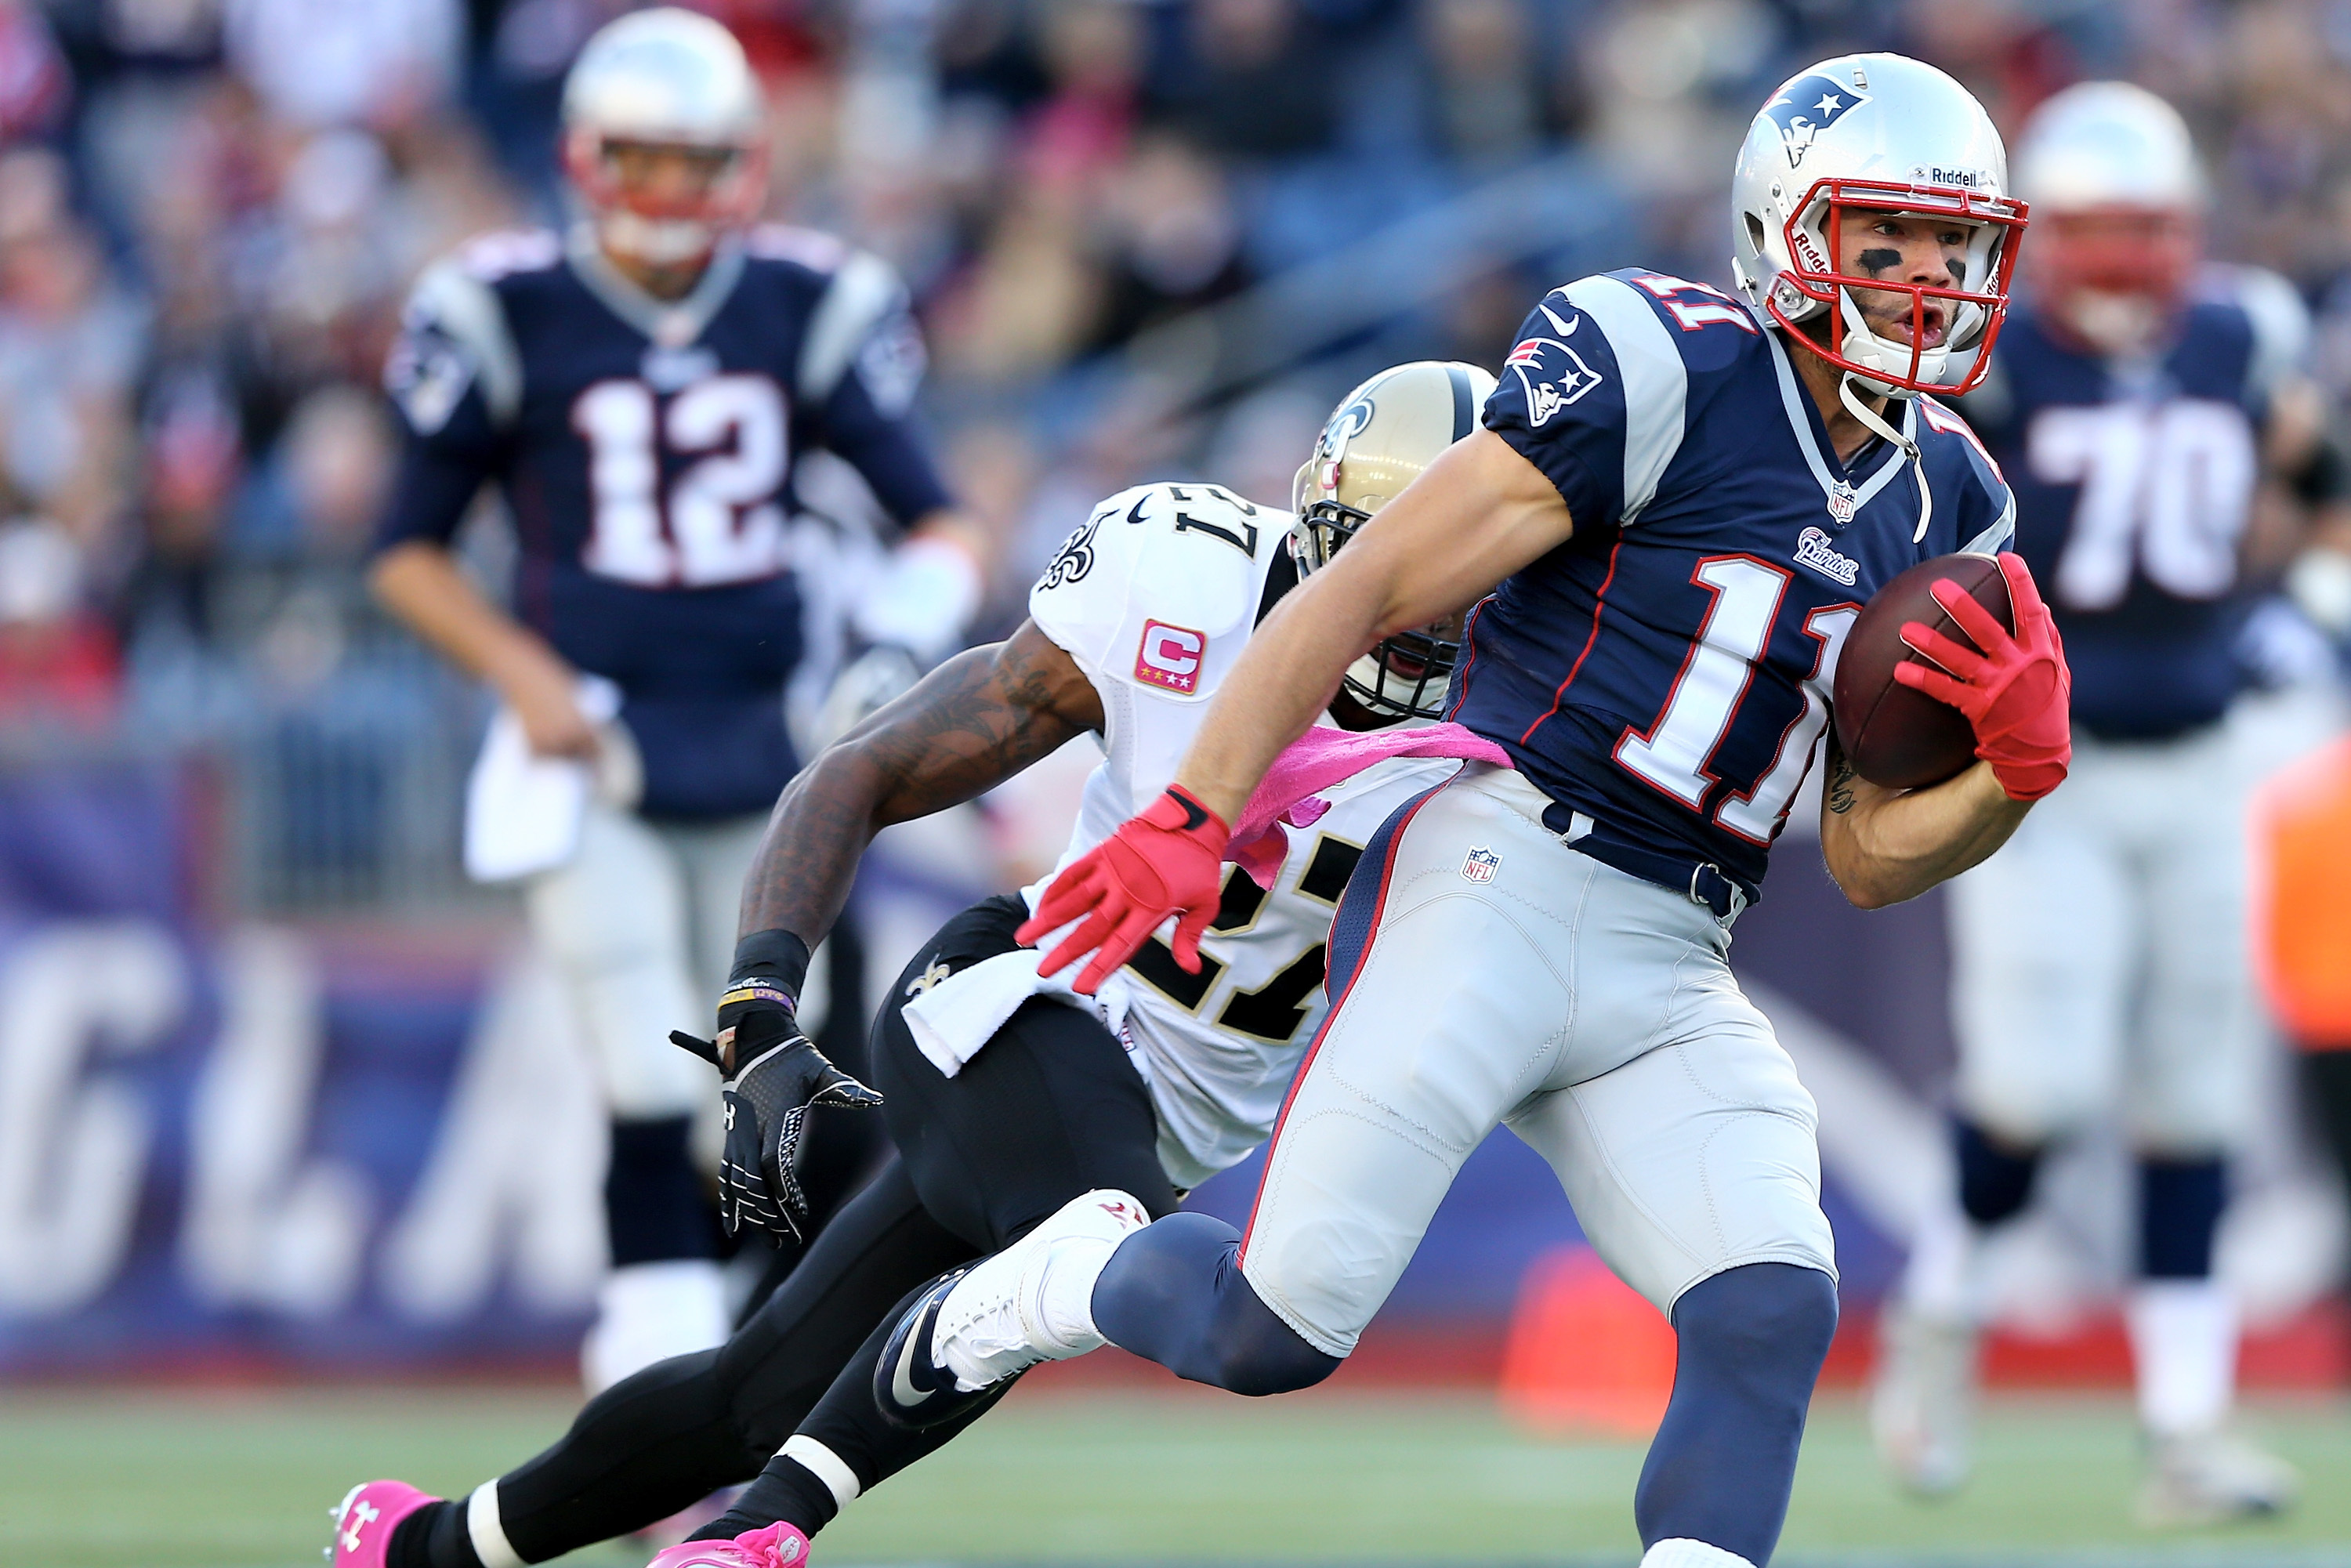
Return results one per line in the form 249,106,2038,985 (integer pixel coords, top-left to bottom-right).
1767,176,2030,396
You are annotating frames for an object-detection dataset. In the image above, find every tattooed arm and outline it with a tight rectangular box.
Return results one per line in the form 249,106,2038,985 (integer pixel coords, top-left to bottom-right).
739,617,1103,946
1817,734,2030,910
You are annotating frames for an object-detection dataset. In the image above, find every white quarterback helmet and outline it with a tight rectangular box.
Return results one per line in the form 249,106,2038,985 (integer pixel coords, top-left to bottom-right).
562,8,768,267
1292,360,1498,722
1730,53,2028,399
2012,81,2203,353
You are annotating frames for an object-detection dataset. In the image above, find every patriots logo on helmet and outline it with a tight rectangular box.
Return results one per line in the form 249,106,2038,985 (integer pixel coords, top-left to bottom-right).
1763,72,1872,167
1505,337,1602,428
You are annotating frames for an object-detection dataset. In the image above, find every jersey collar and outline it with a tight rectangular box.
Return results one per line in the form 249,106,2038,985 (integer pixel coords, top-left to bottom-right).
566,222,748,349
1764,328,1914,526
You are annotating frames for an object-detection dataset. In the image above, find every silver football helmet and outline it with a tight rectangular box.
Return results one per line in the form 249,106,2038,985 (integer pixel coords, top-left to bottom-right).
1730,53,2027,400
1291,360,1498,722
562,8,768,267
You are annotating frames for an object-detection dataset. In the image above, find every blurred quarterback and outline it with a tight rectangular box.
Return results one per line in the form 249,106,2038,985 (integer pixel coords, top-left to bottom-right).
1871,81,2342,1523
368,8,978,1392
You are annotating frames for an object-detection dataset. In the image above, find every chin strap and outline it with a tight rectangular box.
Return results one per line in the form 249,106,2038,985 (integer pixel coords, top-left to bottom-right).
1838,372,1933,543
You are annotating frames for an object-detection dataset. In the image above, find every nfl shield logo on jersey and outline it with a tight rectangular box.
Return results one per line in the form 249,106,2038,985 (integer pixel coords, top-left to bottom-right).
1504,335,1602,428
1460,846,1501,883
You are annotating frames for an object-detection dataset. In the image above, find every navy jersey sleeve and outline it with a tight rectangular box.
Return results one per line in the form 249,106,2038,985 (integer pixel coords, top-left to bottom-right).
806,355,955,528
1483,289,1628,527
371,262,517,553
793,251,955,531
1483,276,1704,531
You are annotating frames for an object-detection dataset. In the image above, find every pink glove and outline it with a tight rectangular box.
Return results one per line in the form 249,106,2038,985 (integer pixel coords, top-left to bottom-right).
1893,552,2073,802
1017,785,1230,995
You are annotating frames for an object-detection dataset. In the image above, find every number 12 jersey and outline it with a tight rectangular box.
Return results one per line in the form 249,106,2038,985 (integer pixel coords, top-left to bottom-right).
375,225,955,819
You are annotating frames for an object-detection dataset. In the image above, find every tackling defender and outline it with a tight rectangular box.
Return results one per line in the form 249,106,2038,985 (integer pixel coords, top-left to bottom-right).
1871,81,2333,1522
872,56,2071,1568
331,364,1487,1568
370,9,979,1389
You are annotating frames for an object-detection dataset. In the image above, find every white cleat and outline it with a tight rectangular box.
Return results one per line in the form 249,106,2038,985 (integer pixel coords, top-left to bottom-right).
935,1189,1152,1388
2138,1427,2301,1526
1869,1302,1978,1497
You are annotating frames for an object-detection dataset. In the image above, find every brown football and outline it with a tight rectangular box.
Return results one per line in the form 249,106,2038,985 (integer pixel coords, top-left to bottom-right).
1831,552,2013,790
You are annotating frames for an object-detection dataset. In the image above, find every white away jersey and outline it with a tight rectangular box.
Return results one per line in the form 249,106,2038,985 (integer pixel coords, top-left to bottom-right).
1023,481,1460,1189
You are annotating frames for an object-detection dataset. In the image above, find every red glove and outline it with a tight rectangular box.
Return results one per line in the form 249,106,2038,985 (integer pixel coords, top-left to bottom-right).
1893,552,2073,802
1017,785,1231,995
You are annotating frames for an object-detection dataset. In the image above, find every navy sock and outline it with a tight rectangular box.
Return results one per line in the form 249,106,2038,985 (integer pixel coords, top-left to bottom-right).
1635,1262,1838,1565
2140,1154,2226,1279
607,1115,720,1266
1954,1116,2041,1226
1090,1211,1340,1395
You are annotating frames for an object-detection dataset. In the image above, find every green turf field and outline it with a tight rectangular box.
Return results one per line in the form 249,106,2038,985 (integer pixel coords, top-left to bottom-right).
2,1385,2346,1568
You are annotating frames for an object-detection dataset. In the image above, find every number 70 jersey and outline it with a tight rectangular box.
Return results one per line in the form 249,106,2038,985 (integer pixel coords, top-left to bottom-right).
1024,483,1462,1190
1451,270,2016,904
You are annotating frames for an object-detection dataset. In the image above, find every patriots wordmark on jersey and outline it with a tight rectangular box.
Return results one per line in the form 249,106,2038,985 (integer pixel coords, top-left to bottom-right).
1022,482,1460,1189
1453,269,2017,903
376,225,954,818
1960,267,2307,740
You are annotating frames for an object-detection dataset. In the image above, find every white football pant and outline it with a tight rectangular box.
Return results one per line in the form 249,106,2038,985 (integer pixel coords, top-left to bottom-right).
1947,721,2256,1155
1238,765,1836,1356
524,801,768,1119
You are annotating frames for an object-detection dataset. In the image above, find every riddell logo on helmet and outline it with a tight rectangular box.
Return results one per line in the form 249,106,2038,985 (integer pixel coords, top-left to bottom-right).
1912,165,1986,188
1135,621,1207,693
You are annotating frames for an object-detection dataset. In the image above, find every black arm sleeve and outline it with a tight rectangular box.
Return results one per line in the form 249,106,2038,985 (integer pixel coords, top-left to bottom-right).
2287,426,2351,508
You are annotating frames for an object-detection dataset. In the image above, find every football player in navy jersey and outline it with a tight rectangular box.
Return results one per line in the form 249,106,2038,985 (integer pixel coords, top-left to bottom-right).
1871,83,2330,1522
904,56,2069,1568
370,9,978,1390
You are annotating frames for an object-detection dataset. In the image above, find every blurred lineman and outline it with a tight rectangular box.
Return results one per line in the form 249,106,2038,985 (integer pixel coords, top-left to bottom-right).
369,9,980,1390
872,55,2069,1568
1871,82,2340,1522
328,364,1482,1568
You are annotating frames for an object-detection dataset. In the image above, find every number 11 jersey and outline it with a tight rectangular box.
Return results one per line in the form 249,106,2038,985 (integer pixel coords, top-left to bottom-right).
374,225,955,819
1451,270,2016,904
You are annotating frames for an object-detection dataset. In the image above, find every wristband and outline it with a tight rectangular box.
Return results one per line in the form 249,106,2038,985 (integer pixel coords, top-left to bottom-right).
730,927,813,1004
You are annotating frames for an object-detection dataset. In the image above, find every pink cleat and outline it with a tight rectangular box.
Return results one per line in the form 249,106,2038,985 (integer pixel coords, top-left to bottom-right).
647,1521,813,1568
328,1481,438,1568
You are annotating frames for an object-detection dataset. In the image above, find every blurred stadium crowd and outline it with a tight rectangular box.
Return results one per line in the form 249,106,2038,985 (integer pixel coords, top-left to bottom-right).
0,0,2338,914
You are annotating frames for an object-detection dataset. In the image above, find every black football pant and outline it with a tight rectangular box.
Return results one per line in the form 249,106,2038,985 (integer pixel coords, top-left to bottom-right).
403,897,1178,1568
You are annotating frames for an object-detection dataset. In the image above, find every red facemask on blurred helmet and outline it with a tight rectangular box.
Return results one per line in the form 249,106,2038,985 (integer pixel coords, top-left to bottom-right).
2013,82,2205,356
561,8,770,270
2028,205,2201,355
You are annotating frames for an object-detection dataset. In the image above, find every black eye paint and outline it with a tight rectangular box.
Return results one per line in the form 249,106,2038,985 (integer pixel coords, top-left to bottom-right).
1947,257,1968,285
1857,248,1902,277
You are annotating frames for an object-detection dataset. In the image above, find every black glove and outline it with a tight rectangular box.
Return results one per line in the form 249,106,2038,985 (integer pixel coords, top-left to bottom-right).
672,944,882,1244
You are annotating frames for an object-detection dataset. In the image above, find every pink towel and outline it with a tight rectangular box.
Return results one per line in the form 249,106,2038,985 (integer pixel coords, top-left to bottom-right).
1227,722,1509,887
